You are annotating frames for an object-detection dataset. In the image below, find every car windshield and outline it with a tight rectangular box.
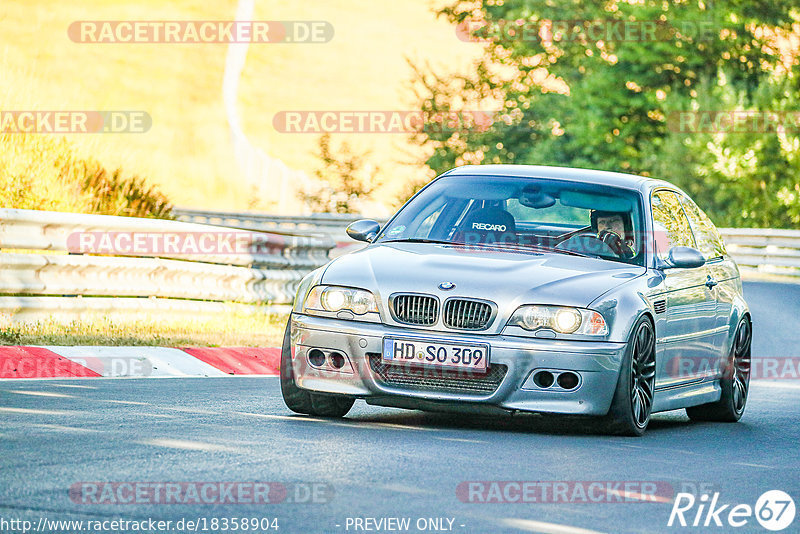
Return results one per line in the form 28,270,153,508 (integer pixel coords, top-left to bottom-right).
375,175,646,266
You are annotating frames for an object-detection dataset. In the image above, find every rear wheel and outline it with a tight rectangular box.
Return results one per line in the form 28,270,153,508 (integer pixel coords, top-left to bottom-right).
279,319,355,418
686,317,751,422
602,317,656,437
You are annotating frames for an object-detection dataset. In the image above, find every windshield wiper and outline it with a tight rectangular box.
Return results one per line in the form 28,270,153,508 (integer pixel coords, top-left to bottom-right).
381,238,600,260
381,238,455,245
477,242,597,258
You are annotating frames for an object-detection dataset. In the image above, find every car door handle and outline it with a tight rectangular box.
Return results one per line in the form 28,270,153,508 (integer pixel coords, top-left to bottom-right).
705,276,718,289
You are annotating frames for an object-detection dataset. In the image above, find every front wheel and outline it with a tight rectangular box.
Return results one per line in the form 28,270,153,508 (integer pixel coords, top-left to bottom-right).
279,319,355,418
686,317,751,422
601,317,656,437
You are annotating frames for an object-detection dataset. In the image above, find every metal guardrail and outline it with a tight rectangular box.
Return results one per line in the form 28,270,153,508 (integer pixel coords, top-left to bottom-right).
2,209,795,324
719,228,800,277
0,209,334,322
176,209,800,278
173,208,368,238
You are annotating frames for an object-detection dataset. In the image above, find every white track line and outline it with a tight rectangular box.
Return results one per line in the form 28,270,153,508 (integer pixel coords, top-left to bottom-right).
7,390,73,398
137,438,237,452
435,437,487,444
750,380,800,390
500,518,606,534
0,407,72,416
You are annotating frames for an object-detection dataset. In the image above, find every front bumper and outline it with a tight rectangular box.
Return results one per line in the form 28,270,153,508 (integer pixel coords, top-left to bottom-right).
289,314,628,416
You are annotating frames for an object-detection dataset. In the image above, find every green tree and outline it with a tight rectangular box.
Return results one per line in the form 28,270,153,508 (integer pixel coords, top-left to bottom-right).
410,0,799,227
300,134,379,214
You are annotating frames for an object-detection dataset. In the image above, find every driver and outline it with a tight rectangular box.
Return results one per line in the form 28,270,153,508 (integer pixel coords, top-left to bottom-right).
591,210,635,258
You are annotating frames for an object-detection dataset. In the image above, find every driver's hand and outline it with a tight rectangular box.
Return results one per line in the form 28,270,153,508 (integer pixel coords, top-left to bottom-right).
598,230,634,258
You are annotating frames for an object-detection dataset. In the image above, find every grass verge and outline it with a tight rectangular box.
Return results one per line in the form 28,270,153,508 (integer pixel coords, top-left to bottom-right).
0,312,288,347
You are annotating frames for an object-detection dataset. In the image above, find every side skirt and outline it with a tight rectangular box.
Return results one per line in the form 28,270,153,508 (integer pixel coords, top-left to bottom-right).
652,380,722,413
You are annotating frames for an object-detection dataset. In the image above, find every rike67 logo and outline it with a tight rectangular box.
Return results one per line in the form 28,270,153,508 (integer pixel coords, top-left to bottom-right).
669,490,796,531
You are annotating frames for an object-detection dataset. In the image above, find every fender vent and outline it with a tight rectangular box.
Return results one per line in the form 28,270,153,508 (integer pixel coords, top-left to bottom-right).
653,300,667,314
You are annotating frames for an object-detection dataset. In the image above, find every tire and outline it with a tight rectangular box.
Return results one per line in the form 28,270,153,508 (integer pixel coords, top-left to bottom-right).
279,319,355,418
310,391,355,418
601,317,656,437
280,320,314,414
686,317,751,423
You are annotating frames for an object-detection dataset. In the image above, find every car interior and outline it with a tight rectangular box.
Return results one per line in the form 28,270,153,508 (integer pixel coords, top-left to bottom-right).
381,178,645,265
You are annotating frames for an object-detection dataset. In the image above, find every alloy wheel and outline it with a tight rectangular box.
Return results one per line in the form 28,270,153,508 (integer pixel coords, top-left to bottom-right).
630,321,656,428
730,320,752,414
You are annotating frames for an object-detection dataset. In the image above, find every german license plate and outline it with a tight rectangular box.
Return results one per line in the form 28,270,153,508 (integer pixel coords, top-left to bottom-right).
382,338,489,371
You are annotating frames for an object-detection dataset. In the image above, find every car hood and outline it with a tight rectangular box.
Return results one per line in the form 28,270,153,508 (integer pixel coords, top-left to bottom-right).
321,242,645,320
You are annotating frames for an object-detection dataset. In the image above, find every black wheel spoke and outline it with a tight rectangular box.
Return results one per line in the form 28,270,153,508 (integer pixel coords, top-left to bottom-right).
640,382,653,405
629,321,655,428
637,329,647,351
632,388,642,421
733,377,746,410
736,323,752,355
637,390,648,424
730,320,752,414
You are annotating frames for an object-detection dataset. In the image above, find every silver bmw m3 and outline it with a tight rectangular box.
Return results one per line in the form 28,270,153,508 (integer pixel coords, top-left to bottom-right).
281,165,752,436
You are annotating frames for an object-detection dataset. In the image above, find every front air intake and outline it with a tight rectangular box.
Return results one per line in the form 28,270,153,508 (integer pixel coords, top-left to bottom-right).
443,298,493,330
391,294,439,326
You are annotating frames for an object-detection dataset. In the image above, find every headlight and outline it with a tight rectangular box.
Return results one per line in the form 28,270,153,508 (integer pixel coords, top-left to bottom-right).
303,285,378,315
508,305,608,336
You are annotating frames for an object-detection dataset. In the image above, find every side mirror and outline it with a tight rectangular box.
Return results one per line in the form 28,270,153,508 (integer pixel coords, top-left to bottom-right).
346,219,380,243
663,246,706,269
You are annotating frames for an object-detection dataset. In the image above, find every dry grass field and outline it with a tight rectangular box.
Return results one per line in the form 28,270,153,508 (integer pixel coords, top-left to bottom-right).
0,0,479,214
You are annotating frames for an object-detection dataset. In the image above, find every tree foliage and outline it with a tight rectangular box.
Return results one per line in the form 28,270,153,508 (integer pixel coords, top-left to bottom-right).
301,134,379,214
411,0,800,227
0,134,172,218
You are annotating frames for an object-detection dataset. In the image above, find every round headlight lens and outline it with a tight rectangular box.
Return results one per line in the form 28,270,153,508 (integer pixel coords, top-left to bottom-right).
554,308,581,333
520,306,548,330
350,292,373,315
508,305,605,336
320,287,348,311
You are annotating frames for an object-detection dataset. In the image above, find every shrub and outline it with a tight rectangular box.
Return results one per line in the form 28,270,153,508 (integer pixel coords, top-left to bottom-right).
0,134,172,218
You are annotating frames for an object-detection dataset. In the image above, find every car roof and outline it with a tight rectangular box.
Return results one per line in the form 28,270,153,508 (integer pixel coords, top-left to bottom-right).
439,164,673,193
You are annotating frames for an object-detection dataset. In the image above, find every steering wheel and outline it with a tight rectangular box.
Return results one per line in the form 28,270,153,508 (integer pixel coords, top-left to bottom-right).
598,230,634,258
552,226,593,245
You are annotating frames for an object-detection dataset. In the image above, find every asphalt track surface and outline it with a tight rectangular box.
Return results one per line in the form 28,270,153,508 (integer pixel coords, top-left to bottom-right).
1,282,799,534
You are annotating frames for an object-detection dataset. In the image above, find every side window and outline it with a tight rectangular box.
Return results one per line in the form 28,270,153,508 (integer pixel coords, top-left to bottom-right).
679,195,727,260
651,190,696,260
